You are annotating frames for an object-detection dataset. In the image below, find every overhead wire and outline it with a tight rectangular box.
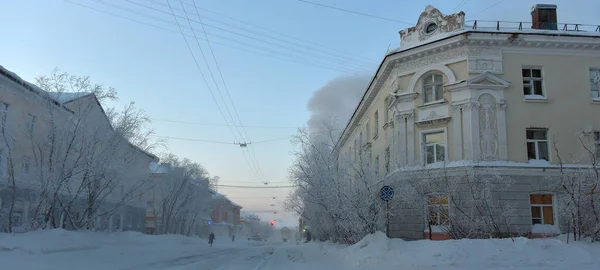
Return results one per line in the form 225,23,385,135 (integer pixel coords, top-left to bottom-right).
149,135,289,144
296,0,412,25
452,0,471,13
150,118,300,129
123,0,374,72
184,0,270,183
163,0,241,144
145,0,377,66
63,0,367,74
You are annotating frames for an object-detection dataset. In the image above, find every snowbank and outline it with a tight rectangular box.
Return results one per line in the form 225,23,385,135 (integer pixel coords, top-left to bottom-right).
332,231,600,269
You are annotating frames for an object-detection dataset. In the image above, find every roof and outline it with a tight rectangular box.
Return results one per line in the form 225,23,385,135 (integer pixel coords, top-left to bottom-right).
213,192,242,208
0,65,159,162
0,65,74,113
335,6,600,150
44,92,93,104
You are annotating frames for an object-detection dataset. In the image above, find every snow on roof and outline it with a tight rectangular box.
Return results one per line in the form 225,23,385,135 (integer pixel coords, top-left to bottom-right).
212,192,242,208
44,92,92,104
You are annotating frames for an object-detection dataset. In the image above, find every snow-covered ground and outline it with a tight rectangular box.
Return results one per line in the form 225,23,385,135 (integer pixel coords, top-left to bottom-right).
1,230,599,270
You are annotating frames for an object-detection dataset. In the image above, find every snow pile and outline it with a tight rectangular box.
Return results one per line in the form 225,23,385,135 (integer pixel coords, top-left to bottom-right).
342,231,392,267
0,229,218,270
334,231,600,269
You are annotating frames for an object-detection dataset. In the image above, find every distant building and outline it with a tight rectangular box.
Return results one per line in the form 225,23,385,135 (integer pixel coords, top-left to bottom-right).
209,193,242,236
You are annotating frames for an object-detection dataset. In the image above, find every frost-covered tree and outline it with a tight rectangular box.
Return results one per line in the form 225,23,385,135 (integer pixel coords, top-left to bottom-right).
544,136,600,241
286,119,385,244
146,154,215,236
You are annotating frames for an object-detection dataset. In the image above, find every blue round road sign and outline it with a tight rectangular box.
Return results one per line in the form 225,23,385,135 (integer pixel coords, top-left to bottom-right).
380,186,394,201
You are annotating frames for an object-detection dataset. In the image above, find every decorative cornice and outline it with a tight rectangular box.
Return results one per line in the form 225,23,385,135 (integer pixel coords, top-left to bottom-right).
415,116,452,127
337,30,600,149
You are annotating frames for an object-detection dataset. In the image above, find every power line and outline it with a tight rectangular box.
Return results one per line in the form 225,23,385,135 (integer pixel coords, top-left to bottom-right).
150,118,300,129
296,0,412,25
452,0,471,13
474,0,510,16
123,0,373,72
150,135,289,144
144,0,377,66
63,0,367,74
216,184,297,188
165,0,242,144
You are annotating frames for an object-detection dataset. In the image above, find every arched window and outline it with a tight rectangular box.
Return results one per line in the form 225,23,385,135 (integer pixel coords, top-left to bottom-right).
422,73,444,104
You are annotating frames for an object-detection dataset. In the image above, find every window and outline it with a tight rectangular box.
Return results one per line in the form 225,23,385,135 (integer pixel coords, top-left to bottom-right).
427,195,449,226
595,132,600,160
590,68,600,99
522,68,544,96
27,114,36,136
530,194,554,225
359,132,364,146
365,122,370,141
384,146,390,173
526,129,548,160
0,149,5,176
21,156,30,173
373,111,379,138
424,132,445,164
374,155,379,176
11,212,22,227
425,23,438,34
384,97,390,124
422,74,444,103
0,102,7,132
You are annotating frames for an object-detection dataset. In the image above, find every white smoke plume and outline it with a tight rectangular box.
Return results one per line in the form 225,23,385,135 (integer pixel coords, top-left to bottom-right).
306,74,370,138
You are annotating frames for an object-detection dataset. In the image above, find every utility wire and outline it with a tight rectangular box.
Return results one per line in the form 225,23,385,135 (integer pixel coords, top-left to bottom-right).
151,135,289,144
123,0,373,71
216,184,297,188
150,118,299,129
452,0,471,13
296,0,412,25
63,0,366,74
165,0,241,143
161,0,377,64
143,0,377,66
186,0,269,183
474,0,510,16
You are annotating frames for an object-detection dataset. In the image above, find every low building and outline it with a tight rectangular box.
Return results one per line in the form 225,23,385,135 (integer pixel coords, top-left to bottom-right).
209,193,242,237
0,65,157,233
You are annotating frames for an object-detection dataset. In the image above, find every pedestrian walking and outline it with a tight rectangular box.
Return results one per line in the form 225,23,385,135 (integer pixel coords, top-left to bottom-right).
209,232,215,247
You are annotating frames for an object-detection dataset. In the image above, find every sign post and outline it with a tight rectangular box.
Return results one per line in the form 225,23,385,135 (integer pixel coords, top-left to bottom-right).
379,186,394,237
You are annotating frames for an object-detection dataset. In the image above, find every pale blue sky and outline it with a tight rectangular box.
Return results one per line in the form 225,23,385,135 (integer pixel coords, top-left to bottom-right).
1,0,598,227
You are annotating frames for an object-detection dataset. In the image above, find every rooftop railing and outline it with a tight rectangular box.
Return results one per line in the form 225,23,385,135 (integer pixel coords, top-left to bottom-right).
465,20,600,32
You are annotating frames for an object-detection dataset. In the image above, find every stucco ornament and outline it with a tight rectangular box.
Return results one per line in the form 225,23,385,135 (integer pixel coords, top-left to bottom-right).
399,5,465,49
478,94,499,161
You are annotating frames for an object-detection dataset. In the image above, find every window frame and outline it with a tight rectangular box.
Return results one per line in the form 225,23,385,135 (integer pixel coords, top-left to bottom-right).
526,128,549,161
595,131,600,161
27,113,36,137
529,194,555,225
522,66,545,97
384,146,390,173
427,194,450,227
422,73,444,104
421,129,447,165
373,110,379,139
590,68,600,100
0,102,8,133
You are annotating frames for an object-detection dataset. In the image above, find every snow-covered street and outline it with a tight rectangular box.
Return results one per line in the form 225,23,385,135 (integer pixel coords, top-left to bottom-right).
2,230,600,270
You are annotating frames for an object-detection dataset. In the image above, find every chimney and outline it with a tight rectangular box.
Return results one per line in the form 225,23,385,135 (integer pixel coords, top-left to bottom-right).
531,4,558,30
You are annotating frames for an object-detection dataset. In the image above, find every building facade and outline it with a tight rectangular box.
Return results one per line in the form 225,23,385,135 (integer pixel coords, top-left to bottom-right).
0,65,157,233
210,193,242,236
336,5,600,239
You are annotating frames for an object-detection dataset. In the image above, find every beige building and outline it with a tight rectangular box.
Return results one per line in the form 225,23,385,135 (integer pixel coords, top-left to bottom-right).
0,66,157,232
336,5,600,239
